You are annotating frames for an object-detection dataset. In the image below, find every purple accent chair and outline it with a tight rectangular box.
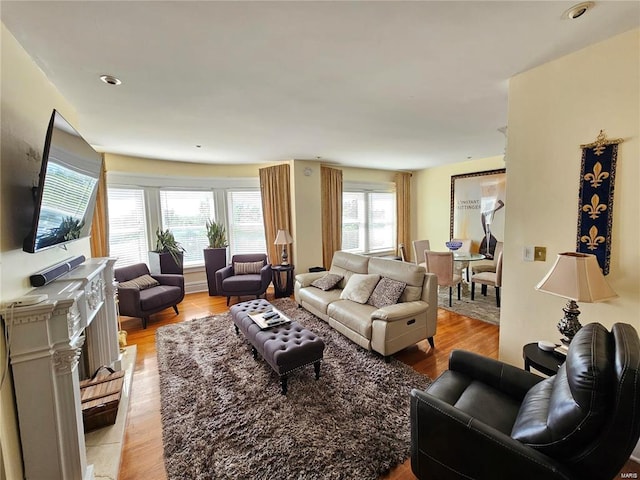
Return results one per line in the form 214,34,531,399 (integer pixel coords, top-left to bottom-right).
215,254,272,306
115,263,185,329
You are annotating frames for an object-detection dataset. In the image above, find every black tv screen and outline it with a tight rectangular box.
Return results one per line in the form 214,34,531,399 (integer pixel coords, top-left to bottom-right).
23,110,103,253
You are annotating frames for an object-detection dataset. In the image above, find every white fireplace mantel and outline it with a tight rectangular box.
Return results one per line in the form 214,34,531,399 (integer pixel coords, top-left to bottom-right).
8,257,120,480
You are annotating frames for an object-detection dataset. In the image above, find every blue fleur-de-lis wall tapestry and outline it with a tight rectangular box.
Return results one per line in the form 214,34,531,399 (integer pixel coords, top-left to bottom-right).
576,130,623,275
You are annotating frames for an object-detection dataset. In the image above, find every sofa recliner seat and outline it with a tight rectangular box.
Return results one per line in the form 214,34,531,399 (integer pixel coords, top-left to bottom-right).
409,322,640,480
295,251,438,360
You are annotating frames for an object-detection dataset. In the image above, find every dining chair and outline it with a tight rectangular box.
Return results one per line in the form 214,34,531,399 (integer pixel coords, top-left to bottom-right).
470,251,503,307
412,239,431,267
472,241,503,294
398,243,408,262
425,250,462,307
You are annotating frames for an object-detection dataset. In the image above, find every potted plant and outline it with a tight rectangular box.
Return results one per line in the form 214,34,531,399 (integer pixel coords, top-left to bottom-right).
149,228,186,275
203,220,228,296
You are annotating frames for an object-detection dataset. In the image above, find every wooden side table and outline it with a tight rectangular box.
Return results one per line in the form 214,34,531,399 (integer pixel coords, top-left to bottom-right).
272,264,295,298
523,343,565,376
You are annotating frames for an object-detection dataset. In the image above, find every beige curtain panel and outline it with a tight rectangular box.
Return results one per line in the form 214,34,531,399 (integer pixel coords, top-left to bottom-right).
90,160,109,257
395,172,411,261
321,166,343,269
259,164,293,266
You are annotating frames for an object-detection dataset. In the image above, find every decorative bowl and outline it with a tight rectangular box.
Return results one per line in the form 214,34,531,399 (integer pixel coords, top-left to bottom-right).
445,241,463,251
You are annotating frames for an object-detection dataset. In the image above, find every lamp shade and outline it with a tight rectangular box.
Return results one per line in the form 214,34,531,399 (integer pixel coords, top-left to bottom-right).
535,252,617,303
274,229,293,245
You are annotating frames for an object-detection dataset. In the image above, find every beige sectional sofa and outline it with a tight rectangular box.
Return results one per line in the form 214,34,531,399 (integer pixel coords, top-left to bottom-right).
294,251,438,360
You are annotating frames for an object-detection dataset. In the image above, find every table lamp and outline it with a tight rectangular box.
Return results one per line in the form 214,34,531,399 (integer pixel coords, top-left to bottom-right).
535,252,617,344
274,229,293,265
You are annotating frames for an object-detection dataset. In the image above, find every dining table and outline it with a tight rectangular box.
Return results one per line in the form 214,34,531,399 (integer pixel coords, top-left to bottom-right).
452,252,486,292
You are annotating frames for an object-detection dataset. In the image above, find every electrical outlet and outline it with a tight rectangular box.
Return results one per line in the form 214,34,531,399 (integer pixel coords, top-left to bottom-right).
534,246,547,262
523,246,534,262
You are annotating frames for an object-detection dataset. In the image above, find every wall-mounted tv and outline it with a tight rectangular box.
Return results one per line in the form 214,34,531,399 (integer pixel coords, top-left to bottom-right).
23,110,103,253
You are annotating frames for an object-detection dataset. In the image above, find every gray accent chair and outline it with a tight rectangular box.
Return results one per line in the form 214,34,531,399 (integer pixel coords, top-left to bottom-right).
115,263,185,329
215,253,272,306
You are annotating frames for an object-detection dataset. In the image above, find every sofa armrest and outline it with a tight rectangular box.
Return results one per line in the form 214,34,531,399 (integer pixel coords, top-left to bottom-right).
117,287,141,316
371,301,427,322
410,389,572,480
152,273,184,288
294,272,329,288
260,264,272,287
216,265,233,281
449,350,544,400
215,265,234,293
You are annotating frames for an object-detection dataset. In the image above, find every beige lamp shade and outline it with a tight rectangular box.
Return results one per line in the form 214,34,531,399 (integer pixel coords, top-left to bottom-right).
274,229,293,245
535,252,617,303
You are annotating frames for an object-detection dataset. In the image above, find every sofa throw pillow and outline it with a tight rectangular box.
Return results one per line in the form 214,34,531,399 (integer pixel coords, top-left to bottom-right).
340,274,380,304
311,273,344,291
367,277,407,308
119,274,159,290
234,261,264,275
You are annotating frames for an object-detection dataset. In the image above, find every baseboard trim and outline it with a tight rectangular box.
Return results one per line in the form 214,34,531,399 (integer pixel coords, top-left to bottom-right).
185,280,207,294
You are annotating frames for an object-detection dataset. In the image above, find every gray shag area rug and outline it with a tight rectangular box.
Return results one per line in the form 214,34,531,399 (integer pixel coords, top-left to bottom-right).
156,298,431,480
437,285,500,325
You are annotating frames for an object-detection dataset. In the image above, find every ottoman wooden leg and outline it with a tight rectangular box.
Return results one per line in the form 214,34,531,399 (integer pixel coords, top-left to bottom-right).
251,346,258,360
314,361,321,380
281,376,288,395
234,324,239,335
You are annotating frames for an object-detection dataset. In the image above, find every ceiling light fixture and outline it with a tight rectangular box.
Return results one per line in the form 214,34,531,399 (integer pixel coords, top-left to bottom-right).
99,74,122,86
563,2,595,20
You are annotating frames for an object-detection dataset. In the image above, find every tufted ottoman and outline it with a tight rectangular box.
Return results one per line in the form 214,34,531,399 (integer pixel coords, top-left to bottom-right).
230,299,325,394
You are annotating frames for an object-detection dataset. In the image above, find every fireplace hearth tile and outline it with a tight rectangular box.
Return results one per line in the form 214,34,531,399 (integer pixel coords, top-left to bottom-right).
85,344,136,479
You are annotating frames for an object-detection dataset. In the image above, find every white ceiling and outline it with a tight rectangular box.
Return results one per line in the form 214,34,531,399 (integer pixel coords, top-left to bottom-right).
2,1,639,171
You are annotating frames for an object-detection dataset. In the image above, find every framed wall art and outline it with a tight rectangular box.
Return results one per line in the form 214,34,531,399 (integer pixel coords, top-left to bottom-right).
450,168,506,259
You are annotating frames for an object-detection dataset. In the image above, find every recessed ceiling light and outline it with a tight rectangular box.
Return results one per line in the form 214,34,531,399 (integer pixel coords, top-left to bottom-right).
563,2,595,20
99,74,122,86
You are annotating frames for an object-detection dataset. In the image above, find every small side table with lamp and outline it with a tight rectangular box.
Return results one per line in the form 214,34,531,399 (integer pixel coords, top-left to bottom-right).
273,229,295,297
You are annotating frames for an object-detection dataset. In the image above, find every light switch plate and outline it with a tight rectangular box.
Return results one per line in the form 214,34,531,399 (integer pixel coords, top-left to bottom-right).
523,246,534,262
534,246,547,262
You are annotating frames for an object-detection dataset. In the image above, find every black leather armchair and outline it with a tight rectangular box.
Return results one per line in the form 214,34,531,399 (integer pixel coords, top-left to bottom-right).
410,322,640,480
215,253,272,306
115,263,185,329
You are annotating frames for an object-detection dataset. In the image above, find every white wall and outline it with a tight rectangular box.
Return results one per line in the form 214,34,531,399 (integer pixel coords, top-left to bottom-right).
502,29,640,459
290,160,323,273
0,23,88,480
500,28,639,364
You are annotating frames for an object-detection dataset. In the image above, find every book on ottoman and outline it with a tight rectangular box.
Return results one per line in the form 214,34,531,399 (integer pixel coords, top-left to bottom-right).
249,307,291,329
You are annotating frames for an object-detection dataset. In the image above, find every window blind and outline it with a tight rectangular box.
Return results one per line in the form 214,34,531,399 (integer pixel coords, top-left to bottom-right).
227,191,266,256
159,190,215,267
107,188,149,267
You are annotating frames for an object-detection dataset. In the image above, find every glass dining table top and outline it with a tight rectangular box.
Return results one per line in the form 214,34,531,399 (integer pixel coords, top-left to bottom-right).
453,252,486,261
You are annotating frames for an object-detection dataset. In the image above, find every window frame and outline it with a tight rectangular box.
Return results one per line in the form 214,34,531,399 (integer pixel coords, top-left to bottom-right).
107,172,262,270
342,181,397,256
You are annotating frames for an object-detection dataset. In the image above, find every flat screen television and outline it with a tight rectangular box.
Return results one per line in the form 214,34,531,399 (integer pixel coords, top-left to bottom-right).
23,109,103,253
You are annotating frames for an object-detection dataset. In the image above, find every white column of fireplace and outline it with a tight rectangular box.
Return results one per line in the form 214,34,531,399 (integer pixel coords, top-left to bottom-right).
8,258,119,480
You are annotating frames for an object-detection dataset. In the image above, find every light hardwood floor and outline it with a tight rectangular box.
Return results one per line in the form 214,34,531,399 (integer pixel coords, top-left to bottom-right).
118,291,639,480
